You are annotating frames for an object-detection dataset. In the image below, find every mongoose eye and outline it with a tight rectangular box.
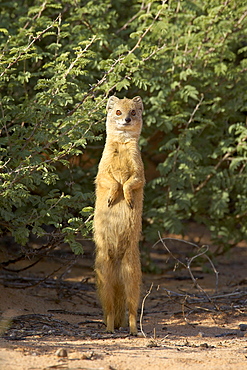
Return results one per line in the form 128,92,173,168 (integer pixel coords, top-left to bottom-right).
131,110,136,116
116,110,122,116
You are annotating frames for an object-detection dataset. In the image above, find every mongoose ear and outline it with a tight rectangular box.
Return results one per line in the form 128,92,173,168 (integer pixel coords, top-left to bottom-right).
132,96,144,111
107,96,119,111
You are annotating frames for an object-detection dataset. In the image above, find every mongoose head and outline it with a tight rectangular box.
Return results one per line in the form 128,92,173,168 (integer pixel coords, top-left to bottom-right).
106,96,143,141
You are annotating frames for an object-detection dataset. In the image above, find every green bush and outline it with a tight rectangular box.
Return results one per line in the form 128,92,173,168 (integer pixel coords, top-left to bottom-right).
0,0,247,254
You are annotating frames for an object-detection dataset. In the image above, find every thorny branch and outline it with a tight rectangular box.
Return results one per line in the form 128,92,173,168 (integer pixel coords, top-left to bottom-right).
194,151,233,193
69,2,167,116
116,3,150,33
170,94,204,177
0,15,61,78
1,2,168,186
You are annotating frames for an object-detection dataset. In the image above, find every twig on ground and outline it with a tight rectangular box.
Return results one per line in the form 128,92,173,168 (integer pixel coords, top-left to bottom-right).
1,258,43,273
0,234,63,272
140,283,153,338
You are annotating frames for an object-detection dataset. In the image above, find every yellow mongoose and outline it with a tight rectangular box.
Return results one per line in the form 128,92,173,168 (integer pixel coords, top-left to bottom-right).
94,96,145,335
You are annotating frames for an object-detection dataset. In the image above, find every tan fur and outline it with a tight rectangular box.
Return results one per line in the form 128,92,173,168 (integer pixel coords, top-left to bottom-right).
94,96,145,335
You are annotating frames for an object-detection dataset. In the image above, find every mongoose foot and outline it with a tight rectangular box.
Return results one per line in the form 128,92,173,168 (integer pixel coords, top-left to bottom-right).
130,330,138,336
129,314,138,335
106,329,115,334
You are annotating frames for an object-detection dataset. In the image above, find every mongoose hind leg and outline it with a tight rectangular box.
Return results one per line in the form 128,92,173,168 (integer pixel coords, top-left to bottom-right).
127,290,140,335
122,258,141,335
95,262,115,333
105,312,115,333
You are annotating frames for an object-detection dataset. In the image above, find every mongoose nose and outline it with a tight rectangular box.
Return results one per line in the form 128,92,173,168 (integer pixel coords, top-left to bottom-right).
125,117,131,123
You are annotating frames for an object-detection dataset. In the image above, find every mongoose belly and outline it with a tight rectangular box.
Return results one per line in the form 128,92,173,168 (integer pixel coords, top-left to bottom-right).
94,187,143,261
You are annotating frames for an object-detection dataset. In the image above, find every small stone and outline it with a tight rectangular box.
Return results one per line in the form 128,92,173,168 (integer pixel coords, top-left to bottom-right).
239,324,247,331
55,348,68,357
237,331,245,337
81,351,94,360
197,332,205,338
90,332,101,339
137,332,145,338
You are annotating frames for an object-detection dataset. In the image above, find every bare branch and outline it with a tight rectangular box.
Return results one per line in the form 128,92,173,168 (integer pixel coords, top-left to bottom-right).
157,233,219,305
140,282,153,338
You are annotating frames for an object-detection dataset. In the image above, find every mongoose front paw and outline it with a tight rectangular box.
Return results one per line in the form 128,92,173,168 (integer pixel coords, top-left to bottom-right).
108,197,114,207
126,198,134,209
123,185,134,209
108,184,119,207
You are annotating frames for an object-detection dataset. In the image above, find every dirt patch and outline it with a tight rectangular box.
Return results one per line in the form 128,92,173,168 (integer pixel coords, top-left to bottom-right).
0,236,247,370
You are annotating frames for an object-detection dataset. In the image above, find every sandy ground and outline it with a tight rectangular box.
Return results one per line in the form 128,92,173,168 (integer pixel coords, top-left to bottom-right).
0,233,247,370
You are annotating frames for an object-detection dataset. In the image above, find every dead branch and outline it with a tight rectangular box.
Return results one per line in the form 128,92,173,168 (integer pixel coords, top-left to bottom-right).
3,313,82,340
0,232,65,273
162,287,247,305
156,233,220,311
140,283,153,338
1,258,43,273
155,234,219,292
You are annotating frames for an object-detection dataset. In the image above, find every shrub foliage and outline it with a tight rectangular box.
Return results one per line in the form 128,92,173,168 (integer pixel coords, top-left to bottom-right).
1,0,247,253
